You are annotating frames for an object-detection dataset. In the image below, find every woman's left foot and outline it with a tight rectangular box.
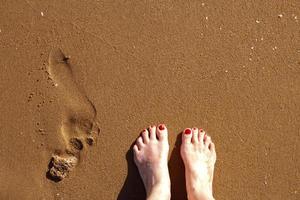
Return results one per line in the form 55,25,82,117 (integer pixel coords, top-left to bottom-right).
133,124,171,200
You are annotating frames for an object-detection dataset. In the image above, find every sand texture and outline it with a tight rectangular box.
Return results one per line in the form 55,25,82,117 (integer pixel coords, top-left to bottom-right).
0,0,299,200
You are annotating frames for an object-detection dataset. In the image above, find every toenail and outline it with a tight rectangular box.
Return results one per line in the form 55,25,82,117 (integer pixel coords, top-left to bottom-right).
184,128,191,134
199,129,203,132
193,127,197,130
158,124,165,130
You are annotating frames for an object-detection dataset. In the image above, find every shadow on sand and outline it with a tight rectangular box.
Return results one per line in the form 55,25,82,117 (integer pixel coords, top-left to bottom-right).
117,133,188,200
117,142,146,200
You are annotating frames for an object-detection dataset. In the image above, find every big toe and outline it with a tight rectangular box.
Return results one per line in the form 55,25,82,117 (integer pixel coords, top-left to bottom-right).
156,124,168,141
182,128,192,144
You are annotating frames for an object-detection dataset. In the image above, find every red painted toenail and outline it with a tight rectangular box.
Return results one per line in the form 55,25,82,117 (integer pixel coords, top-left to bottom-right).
184,129,191,134
193,127,197,130
159,124,165,130
199,129,203,132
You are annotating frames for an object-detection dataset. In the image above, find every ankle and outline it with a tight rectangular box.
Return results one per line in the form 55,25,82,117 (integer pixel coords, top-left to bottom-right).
187,185,214,200
146,183,171,200
188,192,214,200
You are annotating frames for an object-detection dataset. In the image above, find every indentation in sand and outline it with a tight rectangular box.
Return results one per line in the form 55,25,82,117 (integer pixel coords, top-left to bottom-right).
46,48,99,182
47,154,78,182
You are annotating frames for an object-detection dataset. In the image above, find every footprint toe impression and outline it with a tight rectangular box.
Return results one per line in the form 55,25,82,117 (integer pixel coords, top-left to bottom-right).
47,154,78,182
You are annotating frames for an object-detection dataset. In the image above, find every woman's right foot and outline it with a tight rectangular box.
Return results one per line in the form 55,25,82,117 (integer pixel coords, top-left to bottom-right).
180,128,217,200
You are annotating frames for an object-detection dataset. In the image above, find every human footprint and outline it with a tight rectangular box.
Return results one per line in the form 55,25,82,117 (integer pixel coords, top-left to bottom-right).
133,124,171,200
180,128,217,200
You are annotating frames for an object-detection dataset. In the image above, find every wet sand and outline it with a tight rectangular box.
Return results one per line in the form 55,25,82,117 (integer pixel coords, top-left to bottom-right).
0,0,299,199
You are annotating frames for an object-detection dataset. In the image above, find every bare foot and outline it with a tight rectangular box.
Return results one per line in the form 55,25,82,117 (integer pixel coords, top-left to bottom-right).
180,128,216,200
133,124,171,200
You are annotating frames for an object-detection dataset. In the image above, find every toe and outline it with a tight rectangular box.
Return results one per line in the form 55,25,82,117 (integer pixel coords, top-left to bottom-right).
209,142,217,159
141,129,150,143
198,129,205,145
133,144,139,154
136,137,144,150
205,135,212,149
192,127,199,143
148,125,157,140
156,124,168,141
209,142,216,152
182,128,192,144
133,145,140,164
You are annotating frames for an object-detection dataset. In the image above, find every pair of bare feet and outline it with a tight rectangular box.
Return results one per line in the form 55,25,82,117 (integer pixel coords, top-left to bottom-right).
133,124,216,200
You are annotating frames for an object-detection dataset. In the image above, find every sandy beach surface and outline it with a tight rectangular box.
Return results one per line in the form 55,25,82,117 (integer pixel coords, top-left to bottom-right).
0,0,299,199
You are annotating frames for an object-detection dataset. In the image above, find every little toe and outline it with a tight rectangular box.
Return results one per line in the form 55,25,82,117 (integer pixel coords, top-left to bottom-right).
156,124,168,141
209,142,216,153
141,129,150,143
205,135,212,149
192,127,199,143
182,128,192,144
136,137,144,150
133,144,139,154
148,125,157,140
